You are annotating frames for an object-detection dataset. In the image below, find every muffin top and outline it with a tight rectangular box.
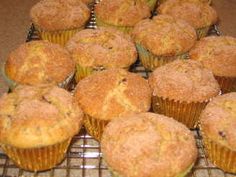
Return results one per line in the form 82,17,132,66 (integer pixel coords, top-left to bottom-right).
189,36,236,77
158,0,217,29
132,15,197,56
30,0,90,31
66,28,137,68
0,85,83,148
101,112,197,177
148,60,220,102
5,41,75,86
95,0,151,27
200,93,236,150
74,69,151,120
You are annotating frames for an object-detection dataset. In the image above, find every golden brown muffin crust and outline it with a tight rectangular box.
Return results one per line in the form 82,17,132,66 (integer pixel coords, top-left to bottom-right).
0,85,83,148
30,0,90,31
5,41,75,85
65,28,137,68
189,36,236,77
200,93,236,150
101,112,198,177
132,15,197,56
74,69,151,120
158,0,217,29
148,60,220,102
95,0,151,27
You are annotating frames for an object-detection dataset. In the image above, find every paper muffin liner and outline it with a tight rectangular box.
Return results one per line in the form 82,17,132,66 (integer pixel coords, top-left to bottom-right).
108,163,194,177
96,18,133,35
75,64,130,82
146,0,158,11
1,138,71,172
196,26,210,39
83,114,109,141
1,63,17,91
214,75,236,93
152,96,208,129
201,131,236,173
136,44,189,71
75,64,105,82
35,26,85,46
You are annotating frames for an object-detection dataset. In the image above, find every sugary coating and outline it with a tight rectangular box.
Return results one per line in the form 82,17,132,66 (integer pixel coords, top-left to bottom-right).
190,36,236,77
66,28,137,68
0,85,83,148
149,60,220,102
158,0,217,29
5,41,75,85
101,112,198,177
74,69,151,120
200,92,236,150
30,0,90,31
133,15,197,56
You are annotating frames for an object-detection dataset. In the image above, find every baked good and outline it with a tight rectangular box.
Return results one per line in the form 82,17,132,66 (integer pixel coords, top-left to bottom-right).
30,0,90,45
132,15,197,70
4,41,75,90
74,69,151,141
148,59,220,128
101,112,198,177
65,28,137,82
158,0,217,39
200,92,236,173
95,0,151,34
0,85,83,171
189,36,236,93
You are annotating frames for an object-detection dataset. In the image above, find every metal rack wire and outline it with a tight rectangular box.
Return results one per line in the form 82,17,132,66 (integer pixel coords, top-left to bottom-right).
1,2,235,177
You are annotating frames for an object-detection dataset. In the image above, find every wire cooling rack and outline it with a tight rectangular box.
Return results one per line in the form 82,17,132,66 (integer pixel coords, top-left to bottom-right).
1,2,235,177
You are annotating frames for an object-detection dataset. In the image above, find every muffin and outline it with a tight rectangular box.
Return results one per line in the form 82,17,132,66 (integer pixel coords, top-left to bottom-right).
101,112,198,177
95,0,151,34
74,69,151,141
30,0,90,46
200,92,236,173
0,85,83,171
158,0,217,39
132,15,197,71
149,60,220,128
65,28,137,82
189,36,236,93
4,41,75,90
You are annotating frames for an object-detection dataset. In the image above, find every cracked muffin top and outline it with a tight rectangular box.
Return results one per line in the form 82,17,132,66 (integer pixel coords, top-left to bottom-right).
132,15,197,56
200,92,236,150
65,28,137,68
158,0,217,29
101,112,198,177
74,69,151,120
148,60,220,102
30,0,90,31
189,36,236,77
95,0,151,27
5,41,75,86
0,85,83,148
